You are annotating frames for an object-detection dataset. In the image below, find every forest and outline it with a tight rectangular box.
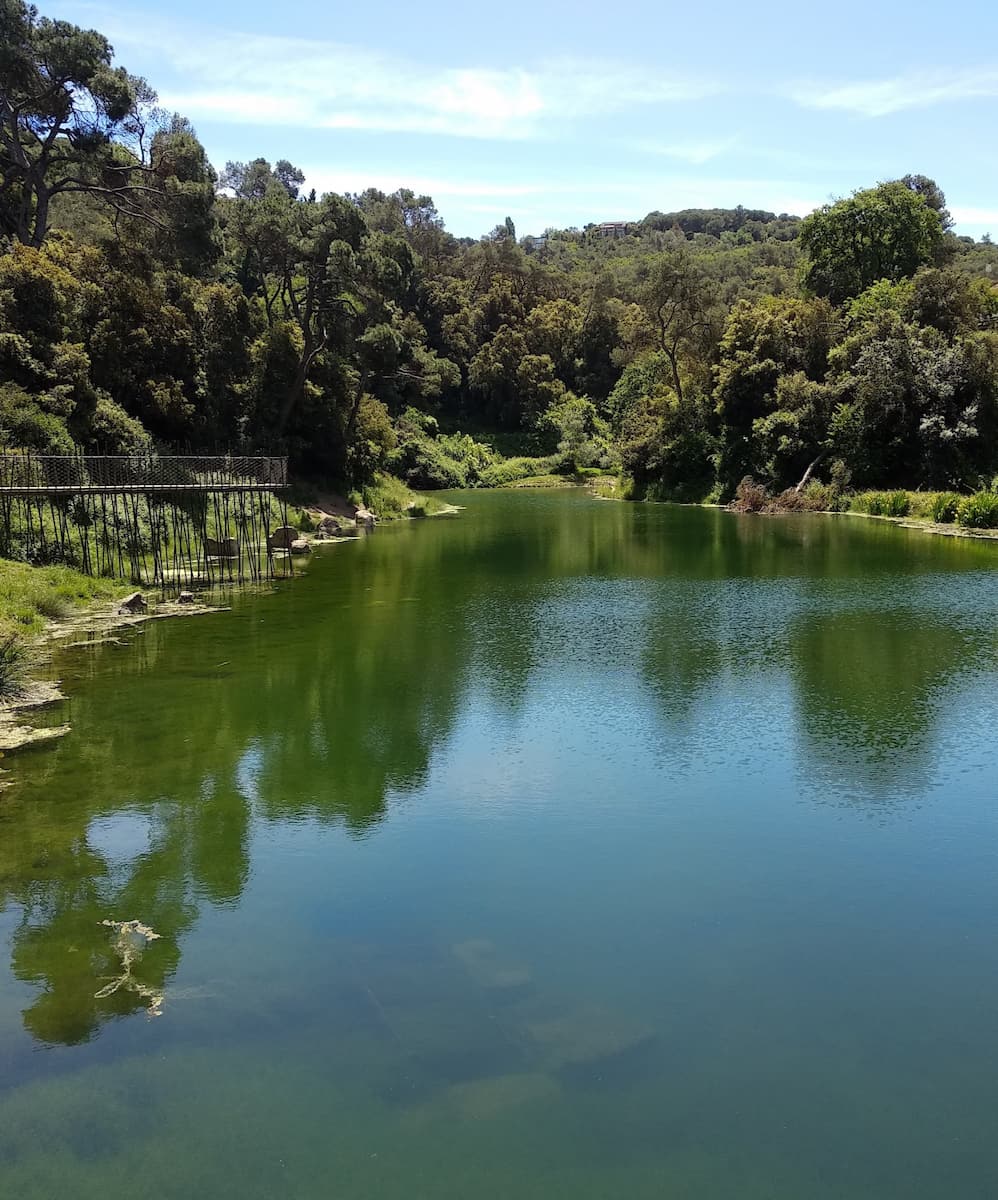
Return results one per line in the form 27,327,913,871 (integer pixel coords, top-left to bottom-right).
4,0,998,516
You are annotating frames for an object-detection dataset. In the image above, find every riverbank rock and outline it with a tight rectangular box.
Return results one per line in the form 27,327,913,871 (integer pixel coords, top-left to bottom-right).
317,514,354,537
0,722,71,752
119,591,147,614
290,538,311,555
205,535,239,558
268,525,298,551
178,591,195,604
355,508,376,529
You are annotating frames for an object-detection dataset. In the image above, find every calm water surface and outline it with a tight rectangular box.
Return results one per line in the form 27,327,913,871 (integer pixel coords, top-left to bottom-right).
1,491,998,1198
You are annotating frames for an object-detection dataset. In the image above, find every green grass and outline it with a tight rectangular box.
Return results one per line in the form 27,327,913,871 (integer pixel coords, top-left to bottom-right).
956,491,998,529
851,490,911,517
848,489,998,530
929,492,962,523
588,476,622,498
507,474,580,489
0,561,126,637
350,473,446,521
0,561,128,699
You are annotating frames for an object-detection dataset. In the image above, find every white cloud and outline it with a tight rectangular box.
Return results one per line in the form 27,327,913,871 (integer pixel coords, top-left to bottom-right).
76,9,715,139
791,69,998,117
950,205,998,226
298,169,544,200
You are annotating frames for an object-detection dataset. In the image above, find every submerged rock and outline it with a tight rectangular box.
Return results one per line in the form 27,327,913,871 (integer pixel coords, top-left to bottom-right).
446,1072,561,1120
453,938,532,993
525,1004,655,1069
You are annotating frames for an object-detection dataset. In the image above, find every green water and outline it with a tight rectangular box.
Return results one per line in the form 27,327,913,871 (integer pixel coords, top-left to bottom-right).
2,490,998,1198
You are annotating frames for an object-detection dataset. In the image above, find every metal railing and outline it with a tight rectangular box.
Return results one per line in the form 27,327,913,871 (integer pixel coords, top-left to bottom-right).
0,453,288,493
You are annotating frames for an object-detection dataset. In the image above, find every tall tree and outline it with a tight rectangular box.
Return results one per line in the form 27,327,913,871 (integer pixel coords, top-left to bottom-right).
640,245,719,405
0,0,170,247
799,181,946,305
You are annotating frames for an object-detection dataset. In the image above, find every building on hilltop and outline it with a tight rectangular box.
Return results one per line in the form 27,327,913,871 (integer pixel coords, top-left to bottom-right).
591,221,630,239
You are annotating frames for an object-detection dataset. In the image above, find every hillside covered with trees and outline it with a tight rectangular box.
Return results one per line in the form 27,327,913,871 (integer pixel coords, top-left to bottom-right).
4,0,998,513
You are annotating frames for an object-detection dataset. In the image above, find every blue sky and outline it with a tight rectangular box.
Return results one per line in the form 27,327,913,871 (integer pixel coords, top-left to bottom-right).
56,0,998,239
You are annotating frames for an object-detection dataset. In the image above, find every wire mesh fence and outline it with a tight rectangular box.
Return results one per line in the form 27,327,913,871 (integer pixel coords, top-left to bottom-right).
0,453,288,493
0,453,294,590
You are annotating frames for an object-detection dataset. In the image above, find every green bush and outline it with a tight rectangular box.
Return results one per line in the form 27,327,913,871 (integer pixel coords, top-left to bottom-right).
801,480,846,511
389,410,498,489
930,492,962,523
884,490,911,517
478,456,561,488
957,491,998,528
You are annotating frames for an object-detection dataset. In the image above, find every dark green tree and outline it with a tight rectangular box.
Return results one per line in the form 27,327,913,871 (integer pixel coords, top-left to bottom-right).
799,181,945,305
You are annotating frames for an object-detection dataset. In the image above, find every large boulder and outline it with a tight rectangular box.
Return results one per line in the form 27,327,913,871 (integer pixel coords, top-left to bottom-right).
317,515,347,536
268,525,298,551
119,591,147,613
205,535,239,558
290,538,311,556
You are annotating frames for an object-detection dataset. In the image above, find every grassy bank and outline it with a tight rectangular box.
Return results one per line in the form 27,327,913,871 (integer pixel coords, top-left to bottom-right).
591,474,998,539
731,478,998,533
0,562,128,698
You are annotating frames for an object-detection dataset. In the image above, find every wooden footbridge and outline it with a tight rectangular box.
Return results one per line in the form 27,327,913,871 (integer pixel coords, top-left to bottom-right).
0,452,295,589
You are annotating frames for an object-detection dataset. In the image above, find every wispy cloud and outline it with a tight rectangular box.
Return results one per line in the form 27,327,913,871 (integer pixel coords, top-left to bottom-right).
76,8,716,140
629,138,735,164
790,69,998,116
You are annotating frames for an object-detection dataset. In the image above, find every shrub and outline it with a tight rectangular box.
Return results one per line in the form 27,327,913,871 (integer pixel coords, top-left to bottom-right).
731,476,770,513
885,491,911,517
957,491,998,528
389,410,499,489
930,492,962,523
478,456,561,488
352,473,417,520
801,480,844,511
769,488,805,512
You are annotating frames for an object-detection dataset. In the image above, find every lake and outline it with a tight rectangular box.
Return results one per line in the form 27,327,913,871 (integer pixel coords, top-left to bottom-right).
1,489,998,1199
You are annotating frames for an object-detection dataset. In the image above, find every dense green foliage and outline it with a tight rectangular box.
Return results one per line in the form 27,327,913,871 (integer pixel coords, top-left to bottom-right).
3,1,998,510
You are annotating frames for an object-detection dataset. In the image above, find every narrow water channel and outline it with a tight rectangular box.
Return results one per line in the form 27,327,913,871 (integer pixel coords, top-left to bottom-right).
2,491,997,1198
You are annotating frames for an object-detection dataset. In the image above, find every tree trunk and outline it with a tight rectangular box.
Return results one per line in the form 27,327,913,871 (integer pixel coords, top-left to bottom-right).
344,369,371,444
664,345,684,406
795,453,825,494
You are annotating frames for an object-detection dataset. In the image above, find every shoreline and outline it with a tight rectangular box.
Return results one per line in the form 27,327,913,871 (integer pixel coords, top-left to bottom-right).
586,481,998,544
0,498,463,763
